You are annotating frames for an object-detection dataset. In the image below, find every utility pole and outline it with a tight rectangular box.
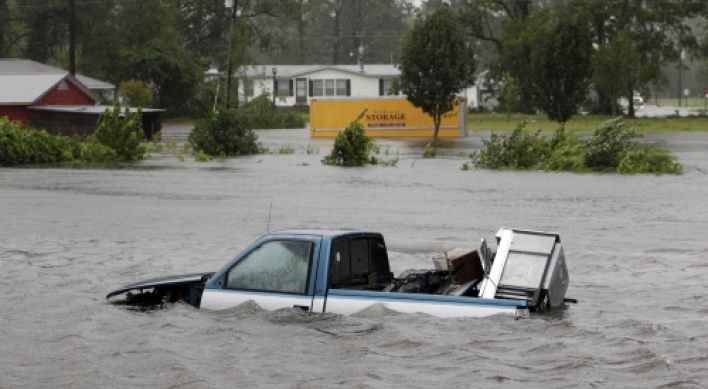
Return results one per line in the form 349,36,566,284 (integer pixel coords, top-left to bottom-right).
225,0,239,108
678,50,684,107
69,0,76,75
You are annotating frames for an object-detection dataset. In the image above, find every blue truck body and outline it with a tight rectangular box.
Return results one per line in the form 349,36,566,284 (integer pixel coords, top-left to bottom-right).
107,228,571,318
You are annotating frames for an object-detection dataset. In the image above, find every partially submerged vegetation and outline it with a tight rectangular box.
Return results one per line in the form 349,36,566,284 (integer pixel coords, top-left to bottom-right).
321,114,377,166
1,104,146,167
465,118,683,175
188,106,264,157
242,94,306,130
468,113,708,133
321,111,399,167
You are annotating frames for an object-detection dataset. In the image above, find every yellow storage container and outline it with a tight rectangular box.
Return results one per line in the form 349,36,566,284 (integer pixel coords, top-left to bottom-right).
309,96,467,138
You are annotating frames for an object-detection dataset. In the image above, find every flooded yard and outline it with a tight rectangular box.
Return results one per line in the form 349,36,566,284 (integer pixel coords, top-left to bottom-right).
2,126,708,388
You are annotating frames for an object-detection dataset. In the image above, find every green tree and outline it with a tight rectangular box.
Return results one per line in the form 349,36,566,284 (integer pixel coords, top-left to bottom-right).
119,80,154,108
399,5,476,142
264,0,413,66
529,15,593,124
593,28,640,117
106,1,201,113
455,0,544,113
497,72,520,122
570,0,703,116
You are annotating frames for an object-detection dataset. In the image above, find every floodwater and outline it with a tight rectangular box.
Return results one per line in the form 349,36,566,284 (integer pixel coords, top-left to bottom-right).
2,125,708,389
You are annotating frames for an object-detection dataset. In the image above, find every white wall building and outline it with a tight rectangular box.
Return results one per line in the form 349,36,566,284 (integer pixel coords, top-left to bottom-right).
211,64,483,109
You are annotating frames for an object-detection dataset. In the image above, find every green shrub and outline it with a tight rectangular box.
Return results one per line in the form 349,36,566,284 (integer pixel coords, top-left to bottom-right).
322,112,377,166
279,145,295,154
194,149,212,162
617,146,683,175
469,120,549,170
242,94,306,129
582,117,639,171
80,136,118,162
423,143,438,158
0,117,75,166
119,80,153,107
94,103,147,161
467,118,682,175
188,105,263,156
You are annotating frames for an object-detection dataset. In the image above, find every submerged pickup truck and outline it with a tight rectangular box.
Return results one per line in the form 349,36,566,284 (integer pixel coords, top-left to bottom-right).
107,228,571,318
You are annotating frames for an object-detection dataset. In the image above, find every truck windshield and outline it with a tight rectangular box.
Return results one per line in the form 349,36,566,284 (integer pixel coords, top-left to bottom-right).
225,240,313,294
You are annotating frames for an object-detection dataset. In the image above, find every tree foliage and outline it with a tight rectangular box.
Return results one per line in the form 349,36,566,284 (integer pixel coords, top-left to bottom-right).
188,106,263,156
399,5,476,141
570,0,703,116
120,81,154,108
592,28,641,117
529,15,593,124
268,0,413,66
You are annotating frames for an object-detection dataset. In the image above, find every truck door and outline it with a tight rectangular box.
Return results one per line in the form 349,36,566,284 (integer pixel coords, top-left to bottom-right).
200,238,318,312
322,236,394,315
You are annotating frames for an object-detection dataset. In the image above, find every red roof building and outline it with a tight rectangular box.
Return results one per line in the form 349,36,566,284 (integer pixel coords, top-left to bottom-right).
0,59,101,127
1,59,162,138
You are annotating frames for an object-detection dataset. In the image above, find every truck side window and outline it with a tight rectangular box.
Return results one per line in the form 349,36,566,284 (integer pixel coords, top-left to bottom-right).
350,238,370,279
330,239,351,285
225,240,313,294
370,237,391,276
330,237,391,287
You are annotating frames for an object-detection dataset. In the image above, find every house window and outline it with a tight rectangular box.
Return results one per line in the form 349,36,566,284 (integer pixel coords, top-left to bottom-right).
336,80,347,96
276,79,292,97
325,79,335,96
379,78,396,96
244,79,254,97
312,79,350,97
313,80,324,96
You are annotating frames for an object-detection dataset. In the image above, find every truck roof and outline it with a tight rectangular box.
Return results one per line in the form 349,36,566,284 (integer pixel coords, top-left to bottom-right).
269,228,382,238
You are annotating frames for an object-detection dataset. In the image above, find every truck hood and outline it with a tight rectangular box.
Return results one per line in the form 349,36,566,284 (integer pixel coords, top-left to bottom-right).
106,273,214,299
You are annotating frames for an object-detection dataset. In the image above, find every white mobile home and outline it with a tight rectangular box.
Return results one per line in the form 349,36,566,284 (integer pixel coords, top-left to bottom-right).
213,64,482,109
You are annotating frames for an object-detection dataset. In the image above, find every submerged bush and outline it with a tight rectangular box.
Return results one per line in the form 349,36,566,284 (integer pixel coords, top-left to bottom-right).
243,94,306,129
468,118,682,175
1,104,147,166
322,111,377,166
80,136,118,162
94,103,146,161
582,118,639,171
617,146,682,175
0,117,80,166
188,105,264,156
469,120,551,170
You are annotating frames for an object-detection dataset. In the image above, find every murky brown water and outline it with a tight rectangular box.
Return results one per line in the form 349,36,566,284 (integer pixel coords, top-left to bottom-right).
2,126,708,388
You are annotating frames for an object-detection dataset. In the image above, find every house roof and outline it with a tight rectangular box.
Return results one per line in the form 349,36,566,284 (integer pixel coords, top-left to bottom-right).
239,64,401,79
0,74,68,105
0,58,114,90
28,105,165,114
75,75,115,91
0,58,65,75
0,59,104,105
